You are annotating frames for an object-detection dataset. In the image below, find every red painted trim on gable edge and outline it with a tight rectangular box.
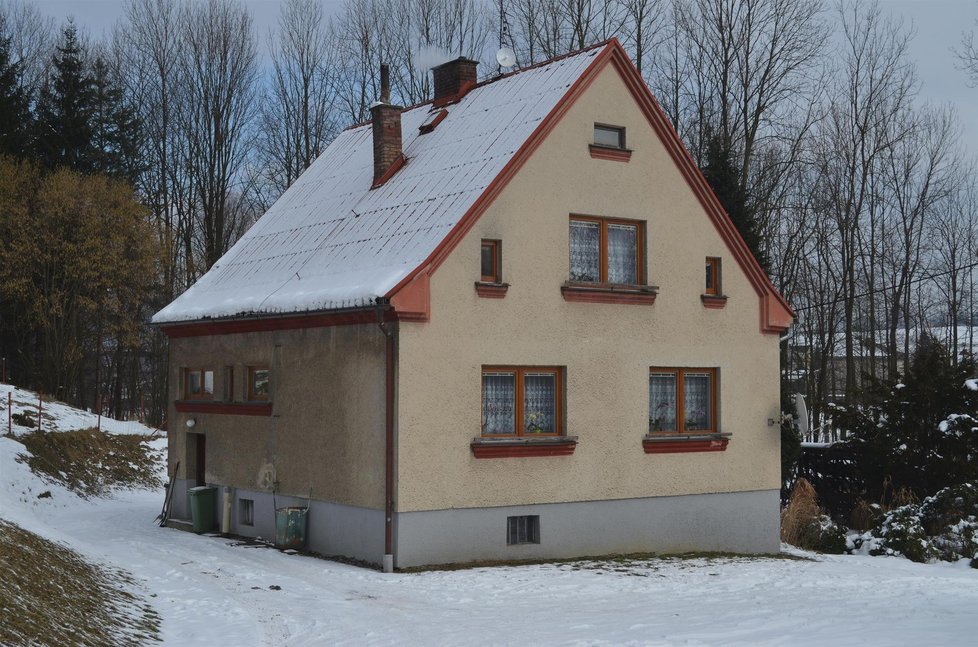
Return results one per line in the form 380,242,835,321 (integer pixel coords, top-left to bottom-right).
159,309,394,338
604,47,793,334
384,42,615,302
389,271,430,321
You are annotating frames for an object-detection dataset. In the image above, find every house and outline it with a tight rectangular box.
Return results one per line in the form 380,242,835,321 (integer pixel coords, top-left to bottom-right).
152,39,794,570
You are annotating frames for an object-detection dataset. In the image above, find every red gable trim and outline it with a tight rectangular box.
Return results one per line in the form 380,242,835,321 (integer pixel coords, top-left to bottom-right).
605,43,793,333
386,39,793,335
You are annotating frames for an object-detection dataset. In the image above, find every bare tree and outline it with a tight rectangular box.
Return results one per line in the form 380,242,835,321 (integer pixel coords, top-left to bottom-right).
179,0,259,272
0,0,54,95
258,0,340,204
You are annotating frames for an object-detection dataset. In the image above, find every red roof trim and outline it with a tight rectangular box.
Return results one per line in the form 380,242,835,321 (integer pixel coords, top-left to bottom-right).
604,45,793,333
387,39,792,335
159,309,396,338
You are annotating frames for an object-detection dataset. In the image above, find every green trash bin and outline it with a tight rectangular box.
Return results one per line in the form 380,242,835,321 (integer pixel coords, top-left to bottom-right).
275,506,308,550
189,486,217,534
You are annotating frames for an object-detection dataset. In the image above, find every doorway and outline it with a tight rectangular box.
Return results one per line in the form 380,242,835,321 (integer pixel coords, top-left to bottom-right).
188,432,206,486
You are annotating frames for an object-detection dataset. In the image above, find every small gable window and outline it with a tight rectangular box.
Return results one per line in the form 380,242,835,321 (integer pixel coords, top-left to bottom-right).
481,240,500,283
705,257,721,295
593,124,625,149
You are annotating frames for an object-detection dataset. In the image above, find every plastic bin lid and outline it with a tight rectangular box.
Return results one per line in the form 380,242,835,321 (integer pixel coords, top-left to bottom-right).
188,486,215,493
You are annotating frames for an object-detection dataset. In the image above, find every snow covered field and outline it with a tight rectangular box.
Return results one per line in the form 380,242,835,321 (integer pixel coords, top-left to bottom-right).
2,393,976,646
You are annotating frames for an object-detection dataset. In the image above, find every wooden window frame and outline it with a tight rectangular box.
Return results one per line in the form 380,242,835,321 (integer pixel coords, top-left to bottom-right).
593,123,626,149
247,365,270,402
481,239,501,283
569,215,645,286
648,367,718,435
481,366,563,438
705,257,721,296
183,368,215,401
223,365,235,402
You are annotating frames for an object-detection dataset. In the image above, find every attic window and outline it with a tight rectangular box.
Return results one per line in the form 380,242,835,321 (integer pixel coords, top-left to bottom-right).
419,109,448,134
594,124,625,149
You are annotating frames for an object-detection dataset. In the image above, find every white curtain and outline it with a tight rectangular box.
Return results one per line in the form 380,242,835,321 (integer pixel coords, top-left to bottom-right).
570,220,600,281
684,373,711,431
483,373,515,434
523,373,556,433
608,223,637,284
649,373,677,431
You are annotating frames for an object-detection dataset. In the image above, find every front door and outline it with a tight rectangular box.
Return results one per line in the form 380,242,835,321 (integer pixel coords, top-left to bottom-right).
190,433,206,486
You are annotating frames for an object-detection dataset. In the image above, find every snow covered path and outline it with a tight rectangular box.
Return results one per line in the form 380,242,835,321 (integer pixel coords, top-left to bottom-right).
2,429,976,645
28,488,978,646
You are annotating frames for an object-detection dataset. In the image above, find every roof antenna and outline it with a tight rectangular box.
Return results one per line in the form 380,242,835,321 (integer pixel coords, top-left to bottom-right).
495,0,516,73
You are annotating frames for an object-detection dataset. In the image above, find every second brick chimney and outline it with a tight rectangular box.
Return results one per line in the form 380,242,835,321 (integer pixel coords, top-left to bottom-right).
432,57,479,105
370,64,403,187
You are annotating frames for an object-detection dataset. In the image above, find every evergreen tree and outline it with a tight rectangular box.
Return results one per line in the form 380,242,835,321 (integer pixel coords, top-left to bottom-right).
90,56,141,181
34,22,96,173
0,34,31,158
835,333,978,500
700,132,770,273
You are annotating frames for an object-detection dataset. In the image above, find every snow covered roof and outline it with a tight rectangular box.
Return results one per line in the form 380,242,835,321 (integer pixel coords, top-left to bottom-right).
153,45,605,324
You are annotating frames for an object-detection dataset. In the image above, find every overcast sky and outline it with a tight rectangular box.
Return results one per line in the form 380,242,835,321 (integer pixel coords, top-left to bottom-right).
32,0,978,156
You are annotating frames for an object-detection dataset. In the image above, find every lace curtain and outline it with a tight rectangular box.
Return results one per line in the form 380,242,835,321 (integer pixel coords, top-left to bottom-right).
569,220,600,281
684,373,711,430
523,373,556,433
608,223,637,284
482,372,515,434
649,373,677,431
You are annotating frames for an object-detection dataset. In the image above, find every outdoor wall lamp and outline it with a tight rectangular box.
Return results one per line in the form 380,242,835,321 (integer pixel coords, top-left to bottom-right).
186,418,196,428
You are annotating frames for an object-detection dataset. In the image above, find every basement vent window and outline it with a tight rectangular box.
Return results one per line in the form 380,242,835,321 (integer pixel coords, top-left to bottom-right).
507,515,540,545
239,498,254,526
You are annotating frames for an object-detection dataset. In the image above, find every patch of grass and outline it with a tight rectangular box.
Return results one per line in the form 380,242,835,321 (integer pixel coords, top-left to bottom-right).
14,428,162,498
0,519,160,646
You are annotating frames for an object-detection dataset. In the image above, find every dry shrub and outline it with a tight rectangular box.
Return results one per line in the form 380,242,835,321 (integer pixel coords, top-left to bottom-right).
890,486,918,509
781,478,820,545
781,478,847,553
849,499,883,531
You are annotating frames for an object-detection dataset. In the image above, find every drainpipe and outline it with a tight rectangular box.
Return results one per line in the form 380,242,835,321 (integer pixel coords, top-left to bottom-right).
376,301,395,573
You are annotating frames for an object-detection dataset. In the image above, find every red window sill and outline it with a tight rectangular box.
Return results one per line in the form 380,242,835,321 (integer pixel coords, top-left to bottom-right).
589,144,632,162
471,436,578,458
642,434,729,453
175,401,273,416
701,294,728,309
561,282,658,305
475,282,509,298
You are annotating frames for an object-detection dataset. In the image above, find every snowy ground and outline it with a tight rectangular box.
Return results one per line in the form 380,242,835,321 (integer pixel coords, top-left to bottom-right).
1,383,160,436
2,391,976,646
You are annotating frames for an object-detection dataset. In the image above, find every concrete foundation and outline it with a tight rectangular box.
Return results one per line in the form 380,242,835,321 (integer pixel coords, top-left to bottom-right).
394,489,780,568
169,479,385,565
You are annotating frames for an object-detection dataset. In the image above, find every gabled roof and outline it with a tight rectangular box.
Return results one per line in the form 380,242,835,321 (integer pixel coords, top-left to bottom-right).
152,45,604,324
154,39,793,334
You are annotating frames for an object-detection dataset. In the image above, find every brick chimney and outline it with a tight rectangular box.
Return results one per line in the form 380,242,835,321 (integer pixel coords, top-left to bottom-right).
432,57,479,104
370,64,403,187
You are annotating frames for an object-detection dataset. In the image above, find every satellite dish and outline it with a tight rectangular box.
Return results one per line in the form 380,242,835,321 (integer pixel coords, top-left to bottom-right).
496,46,516,68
